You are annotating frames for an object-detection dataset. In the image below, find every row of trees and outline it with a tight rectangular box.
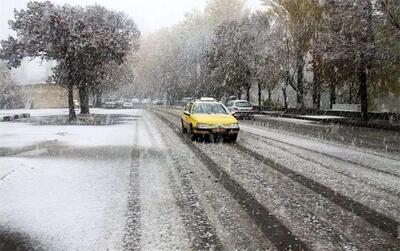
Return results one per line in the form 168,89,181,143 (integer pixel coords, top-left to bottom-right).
0,1,140,120
134,0,400,120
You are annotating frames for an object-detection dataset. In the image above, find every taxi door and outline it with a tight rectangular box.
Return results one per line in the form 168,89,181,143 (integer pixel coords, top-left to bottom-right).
182,102,193,129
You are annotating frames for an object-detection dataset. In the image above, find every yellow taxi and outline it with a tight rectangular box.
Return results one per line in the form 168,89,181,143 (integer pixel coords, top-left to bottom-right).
180,98,240,142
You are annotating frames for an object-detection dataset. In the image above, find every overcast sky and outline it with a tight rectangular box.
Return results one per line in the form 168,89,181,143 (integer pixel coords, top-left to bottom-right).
0,0,263,39
0,0,263,84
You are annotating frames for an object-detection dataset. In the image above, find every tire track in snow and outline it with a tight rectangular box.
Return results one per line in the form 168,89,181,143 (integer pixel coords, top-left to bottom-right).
133,115,191,250
233,143,400,239
242,131,400,197
123,119,141,250
241,128,400,178
156,106,400,238
143,115,223,250
152,110,309,251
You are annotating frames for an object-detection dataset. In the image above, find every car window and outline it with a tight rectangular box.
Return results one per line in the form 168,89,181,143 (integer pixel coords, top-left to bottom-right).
235,101,252,107
193,103,228,114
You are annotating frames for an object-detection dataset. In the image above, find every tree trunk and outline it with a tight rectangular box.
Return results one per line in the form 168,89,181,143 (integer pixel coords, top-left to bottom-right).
237,89,242,100
68,84,76,121
258,81,262,107
349,82,353,104
329,84,336,110
358,63,369,121
246,86,251,102
95,89,103,108
79,85,90,114
282,85,288,110
312,72,321,110
296,55,305,109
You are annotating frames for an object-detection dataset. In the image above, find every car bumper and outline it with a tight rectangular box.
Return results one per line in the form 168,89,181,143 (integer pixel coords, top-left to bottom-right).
193,128,239,135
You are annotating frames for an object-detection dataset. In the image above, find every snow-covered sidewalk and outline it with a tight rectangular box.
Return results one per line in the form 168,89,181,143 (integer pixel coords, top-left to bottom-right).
0,108,140,249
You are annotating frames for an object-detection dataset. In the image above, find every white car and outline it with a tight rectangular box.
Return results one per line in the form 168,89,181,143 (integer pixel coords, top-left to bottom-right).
141,99,150,104
123,100,134,109
226,100,256,120
104,99,116,109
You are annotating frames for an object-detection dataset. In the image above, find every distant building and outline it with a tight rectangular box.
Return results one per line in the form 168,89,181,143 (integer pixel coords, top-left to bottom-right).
18,83,78,109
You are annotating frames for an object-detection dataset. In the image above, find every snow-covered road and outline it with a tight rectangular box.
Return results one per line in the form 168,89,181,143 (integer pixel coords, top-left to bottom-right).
0,108,399,250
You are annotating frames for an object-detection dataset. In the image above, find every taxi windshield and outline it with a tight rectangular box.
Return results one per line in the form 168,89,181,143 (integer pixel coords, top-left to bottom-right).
193,103,228,114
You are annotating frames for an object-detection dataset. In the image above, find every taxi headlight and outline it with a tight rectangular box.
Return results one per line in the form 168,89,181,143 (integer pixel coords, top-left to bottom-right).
224,123,239,129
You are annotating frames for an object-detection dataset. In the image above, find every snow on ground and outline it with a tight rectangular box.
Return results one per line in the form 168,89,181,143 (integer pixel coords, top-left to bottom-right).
300,115,345,120
0,108,70,117
240,124,400,175
134,115,191,250
0,108,140,249
0,109,139,148
253,115,316,124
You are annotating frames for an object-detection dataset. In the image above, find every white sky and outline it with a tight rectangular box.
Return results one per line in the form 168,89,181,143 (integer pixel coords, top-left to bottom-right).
0,0,263,38
0,0,263,84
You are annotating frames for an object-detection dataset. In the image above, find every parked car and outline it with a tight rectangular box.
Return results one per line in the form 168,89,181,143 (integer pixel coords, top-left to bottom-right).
141,98,151,104
123,99,134,109
226,100,256,120
131,98,140,104
104,98,116,109
181,97,239,142
73,99,80,108
115,99,124,108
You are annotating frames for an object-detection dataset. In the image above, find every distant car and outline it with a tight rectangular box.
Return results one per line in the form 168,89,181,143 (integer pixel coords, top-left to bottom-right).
226,100,256,120
156,100,165,105
141,99,150,104
104,98,116,109
131,98,140,104
73,99,80,108
181,98,239,142
123,100,134,109
115,99,124,108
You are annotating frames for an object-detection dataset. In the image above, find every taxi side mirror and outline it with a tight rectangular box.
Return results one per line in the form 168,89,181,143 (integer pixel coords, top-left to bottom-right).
183,111,190,116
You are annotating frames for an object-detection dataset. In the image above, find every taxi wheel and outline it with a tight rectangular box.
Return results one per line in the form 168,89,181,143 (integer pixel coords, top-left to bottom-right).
188,125,197,141
231,134,238,142
181,120,187,134
225,134,238,143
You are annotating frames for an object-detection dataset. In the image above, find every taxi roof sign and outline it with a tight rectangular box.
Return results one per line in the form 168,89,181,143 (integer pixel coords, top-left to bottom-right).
198,97,216,102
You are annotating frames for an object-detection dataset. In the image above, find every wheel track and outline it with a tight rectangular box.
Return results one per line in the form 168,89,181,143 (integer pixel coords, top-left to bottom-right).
241,128,400,178
159,107,400,199
241,132,400,197
151,109,309,250
160,106,400,168
123,119,141,250
246,117,400,156
232,142,399,238
142,114,223,250
152,108,400,240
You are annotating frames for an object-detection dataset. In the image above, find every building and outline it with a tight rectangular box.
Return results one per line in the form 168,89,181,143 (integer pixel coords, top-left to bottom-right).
18,83,78,109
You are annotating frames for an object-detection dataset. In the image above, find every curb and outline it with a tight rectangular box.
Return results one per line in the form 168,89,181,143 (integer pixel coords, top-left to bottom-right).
0,113,31,122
